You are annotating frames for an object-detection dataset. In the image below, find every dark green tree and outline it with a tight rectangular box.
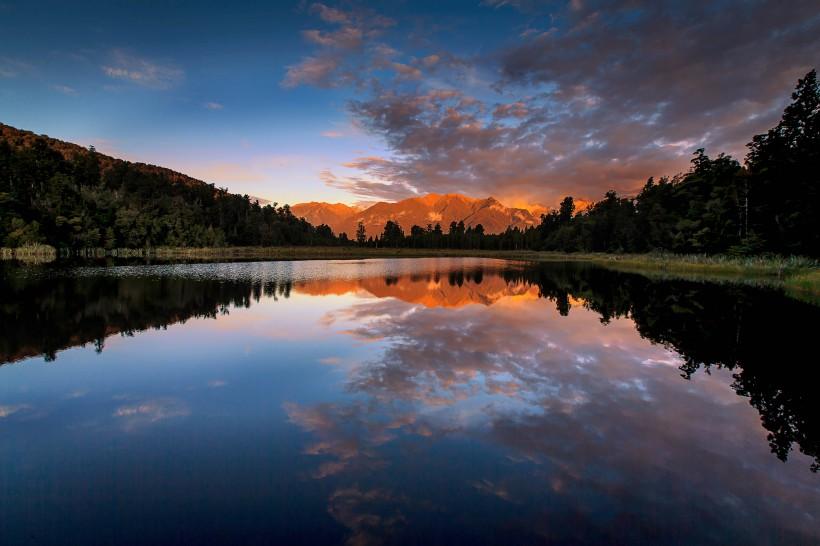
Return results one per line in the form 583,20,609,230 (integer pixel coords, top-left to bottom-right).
746,69,819,255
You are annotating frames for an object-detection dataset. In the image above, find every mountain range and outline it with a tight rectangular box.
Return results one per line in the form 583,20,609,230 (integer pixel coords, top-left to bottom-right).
292,194,543,237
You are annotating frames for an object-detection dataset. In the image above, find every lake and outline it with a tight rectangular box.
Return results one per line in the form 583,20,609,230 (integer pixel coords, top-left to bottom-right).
1,258,818,545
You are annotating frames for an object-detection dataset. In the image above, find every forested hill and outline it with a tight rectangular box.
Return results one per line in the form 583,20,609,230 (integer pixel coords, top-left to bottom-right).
0,123,338,248
0,124,210,190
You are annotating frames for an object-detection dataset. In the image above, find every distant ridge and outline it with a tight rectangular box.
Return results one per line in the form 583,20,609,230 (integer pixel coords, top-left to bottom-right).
292,193,540,236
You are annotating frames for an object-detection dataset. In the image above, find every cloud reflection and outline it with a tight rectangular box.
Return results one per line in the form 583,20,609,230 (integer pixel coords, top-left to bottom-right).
0,404,30,419
284,267,820,542
113,398,190,430
327,487,406,546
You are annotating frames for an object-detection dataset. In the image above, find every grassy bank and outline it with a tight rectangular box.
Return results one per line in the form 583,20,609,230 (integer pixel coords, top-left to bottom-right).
782,270,820,305
3,245,818,297
574,252,817,277
1,243,58,263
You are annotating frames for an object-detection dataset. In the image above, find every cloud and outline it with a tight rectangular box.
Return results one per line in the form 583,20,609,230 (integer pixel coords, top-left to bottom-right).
204,101,223,110
320,164,418,201
0,56,33,78
302,27,364,49
346,88,590,202
488,0,820,201
0,404,30,418
321,130,344,138
492,101,528,119
282,3,397,89
327,487,406,546
390,62,421,80
113,397,189,429
102,50,184,89
52,84,77,96
288,1,820,206
283,55,346,88
311,2,351,25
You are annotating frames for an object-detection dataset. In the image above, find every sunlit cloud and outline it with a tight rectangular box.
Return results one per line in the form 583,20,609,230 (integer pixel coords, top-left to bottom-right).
283,55,345,88
283,1,820,206
319,167,417,201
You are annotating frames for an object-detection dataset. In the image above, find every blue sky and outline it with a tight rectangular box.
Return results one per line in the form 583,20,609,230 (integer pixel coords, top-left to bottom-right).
1,1,817,206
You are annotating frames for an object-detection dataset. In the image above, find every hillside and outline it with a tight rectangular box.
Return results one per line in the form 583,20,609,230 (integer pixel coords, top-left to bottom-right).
0,124,213,190
293,193,540,236
0,123,332,248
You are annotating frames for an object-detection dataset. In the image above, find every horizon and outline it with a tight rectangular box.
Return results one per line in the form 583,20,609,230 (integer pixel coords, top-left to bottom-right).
2,1,818,208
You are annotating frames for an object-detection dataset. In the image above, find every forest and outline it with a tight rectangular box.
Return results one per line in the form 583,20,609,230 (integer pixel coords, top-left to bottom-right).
1,70,817,256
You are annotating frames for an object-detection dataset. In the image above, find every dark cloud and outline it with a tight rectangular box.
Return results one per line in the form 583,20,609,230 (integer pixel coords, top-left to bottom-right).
486,0,819,202
292,1,819,205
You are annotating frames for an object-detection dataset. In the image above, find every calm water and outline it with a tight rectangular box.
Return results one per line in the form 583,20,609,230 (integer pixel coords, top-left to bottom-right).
1,258,818,545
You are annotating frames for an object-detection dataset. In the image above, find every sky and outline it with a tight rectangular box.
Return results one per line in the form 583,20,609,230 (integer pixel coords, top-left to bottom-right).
0,1,818,208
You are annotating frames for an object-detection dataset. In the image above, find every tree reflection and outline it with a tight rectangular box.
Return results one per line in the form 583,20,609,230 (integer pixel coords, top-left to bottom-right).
0,266,292,364
510,263,818,472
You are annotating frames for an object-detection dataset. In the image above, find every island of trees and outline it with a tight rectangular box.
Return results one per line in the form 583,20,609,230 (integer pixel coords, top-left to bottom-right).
1,70,817,257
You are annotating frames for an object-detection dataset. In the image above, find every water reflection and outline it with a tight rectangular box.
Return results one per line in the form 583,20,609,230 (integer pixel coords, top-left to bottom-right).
1,259,818,545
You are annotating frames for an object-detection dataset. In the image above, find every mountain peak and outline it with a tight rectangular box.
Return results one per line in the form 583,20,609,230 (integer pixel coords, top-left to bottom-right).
292,193,539,236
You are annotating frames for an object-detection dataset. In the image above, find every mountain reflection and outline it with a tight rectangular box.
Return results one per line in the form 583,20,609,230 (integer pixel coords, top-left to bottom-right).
294,267,538,307
1,259,818,478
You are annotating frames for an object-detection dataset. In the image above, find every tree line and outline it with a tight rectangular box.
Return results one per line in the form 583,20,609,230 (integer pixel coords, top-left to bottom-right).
1,70,817,256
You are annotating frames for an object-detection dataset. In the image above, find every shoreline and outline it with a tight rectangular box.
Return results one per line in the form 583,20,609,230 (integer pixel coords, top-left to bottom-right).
3,244,818,300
